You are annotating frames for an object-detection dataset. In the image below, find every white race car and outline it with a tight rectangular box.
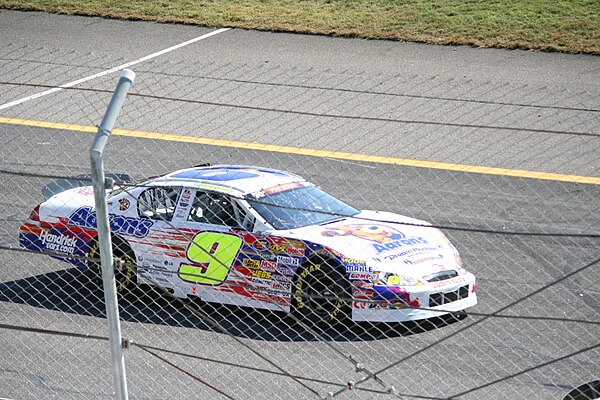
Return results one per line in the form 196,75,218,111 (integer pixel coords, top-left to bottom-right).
20,165,477,324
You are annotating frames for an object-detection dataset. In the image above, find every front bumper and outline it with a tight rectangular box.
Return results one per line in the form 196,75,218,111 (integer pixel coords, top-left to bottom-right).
351,272,477,322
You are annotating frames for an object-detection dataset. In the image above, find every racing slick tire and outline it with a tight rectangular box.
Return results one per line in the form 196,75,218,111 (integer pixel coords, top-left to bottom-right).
293,259,350,328
88,236,137,296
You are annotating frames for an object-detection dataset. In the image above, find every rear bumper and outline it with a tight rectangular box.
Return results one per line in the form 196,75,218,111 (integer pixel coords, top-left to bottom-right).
19,221,90,268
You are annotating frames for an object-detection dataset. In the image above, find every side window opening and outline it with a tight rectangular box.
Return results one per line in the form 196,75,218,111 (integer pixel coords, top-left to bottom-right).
188,192,249,228
232,200,255,231
236,201,255,231
138,187,181,222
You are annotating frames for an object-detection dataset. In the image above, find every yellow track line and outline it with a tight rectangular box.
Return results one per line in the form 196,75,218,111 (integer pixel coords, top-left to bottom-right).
2,116,599,185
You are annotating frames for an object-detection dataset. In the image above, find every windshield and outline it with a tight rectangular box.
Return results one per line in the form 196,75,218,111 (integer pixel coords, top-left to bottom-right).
247,186,359,230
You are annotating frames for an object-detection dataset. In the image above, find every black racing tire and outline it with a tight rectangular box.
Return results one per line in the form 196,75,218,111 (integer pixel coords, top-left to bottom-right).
293,260,350,327
88,237,137,295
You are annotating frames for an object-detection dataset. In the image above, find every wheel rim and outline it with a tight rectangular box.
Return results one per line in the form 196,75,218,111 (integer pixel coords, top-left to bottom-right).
115,253,135,293
88,241,135,292
304,269,343,317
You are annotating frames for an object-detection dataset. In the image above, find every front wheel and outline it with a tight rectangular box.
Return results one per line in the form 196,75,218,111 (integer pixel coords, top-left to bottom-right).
293,261,350,327
88,238,137,295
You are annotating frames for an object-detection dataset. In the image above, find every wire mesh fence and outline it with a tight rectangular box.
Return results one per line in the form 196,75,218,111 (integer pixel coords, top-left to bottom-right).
0,37,599,400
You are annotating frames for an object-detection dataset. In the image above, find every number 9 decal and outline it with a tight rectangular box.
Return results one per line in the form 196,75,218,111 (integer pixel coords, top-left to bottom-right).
178,232,242,285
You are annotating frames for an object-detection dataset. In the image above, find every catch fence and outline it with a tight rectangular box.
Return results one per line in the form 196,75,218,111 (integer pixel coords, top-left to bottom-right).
0,36,599,400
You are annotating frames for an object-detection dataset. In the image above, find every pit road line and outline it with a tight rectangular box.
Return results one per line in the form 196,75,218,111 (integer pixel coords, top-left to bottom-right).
2,117,599,185
0,28,229,111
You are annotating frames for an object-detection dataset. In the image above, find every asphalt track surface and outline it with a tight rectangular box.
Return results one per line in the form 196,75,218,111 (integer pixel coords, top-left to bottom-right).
0,9,599,400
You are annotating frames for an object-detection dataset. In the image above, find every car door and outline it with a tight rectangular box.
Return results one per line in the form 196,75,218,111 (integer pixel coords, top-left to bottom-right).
174,188,297,310
173,189,251,300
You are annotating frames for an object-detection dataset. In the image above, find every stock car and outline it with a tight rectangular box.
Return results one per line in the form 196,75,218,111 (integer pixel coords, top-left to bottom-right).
19,165,477,324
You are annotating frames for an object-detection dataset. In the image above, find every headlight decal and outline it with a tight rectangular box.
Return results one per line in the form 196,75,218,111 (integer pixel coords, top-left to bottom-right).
374,271,420,287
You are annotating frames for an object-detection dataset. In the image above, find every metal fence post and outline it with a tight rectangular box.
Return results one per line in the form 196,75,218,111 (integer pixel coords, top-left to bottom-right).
90,69,135,400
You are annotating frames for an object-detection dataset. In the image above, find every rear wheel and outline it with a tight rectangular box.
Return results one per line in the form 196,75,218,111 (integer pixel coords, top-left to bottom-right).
88,237,137,295
293,260,350,327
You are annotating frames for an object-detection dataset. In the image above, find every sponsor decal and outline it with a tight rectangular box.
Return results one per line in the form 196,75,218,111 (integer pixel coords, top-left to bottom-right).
39,229,78,255
322,223,404,244
272,273,290,282
352,288,374,308
382,246,440,261
141,269,162,284
174,188,194,220
321,223,428,254
256,251,277,261
181,189,192,200
403,255,443,265
252,269,272,280
349,272,373,280
260,260,278,272
265,290,291,298
286,239,305,249
140,261,170,277
430,275,467,289
353,300,370,309
249,190,266,199
342,258,372,273
277,255,300,266
196,183,237,194
263,182,302,195
314,247,342,258
138,264,149,274
250,239,272,253
252,278,273,288
341,257,366,265
373,237,429,254
344,264,373,273
68,206,154,238
276,265,295,276
251,239,268,251
242,258,260,269
140,256,161,265
244,247,278,261
352,288,374,298
118,198,130,211
155,265,171,277
271,281,291,291
352,280,373,289
268,243,305,256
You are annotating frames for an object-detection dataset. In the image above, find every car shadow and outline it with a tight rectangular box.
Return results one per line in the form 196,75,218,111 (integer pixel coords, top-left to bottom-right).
0,267,467,342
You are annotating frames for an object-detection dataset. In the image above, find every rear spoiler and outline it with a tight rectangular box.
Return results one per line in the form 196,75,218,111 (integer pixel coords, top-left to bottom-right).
42,173,132,200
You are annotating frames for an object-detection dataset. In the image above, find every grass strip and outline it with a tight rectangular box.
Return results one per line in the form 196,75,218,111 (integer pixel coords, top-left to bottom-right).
1,0,599,54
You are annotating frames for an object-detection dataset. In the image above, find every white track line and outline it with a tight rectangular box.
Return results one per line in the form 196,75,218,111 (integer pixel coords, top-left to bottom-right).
0,27,230,111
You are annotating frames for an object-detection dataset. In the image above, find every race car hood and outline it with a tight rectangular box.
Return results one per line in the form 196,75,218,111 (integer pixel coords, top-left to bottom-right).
283,210,462,280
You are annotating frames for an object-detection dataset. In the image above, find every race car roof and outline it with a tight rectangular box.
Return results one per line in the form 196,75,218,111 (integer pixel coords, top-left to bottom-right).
154,165,307,195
